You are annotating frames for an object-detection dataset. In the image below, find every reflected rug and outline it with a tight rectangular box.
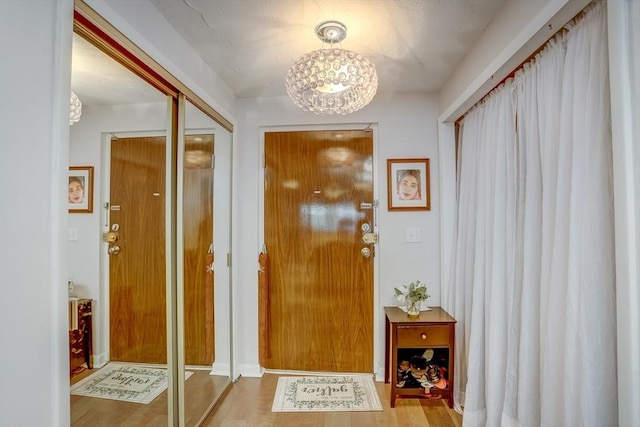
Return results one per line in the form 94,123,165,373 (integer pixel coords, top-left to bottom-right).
271,375,383,412
70,363,193,404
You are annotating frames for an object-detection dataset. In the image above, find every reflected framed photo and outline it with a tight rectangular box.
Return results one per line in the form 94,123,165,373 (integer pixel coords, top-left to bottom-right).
387,158,430,211
68,166,94,213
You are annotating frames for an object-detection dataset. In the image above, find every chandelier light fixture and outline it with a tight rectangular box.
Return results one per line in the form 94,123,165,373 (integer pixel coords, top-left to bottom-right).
70,91,82,125
285,20,378,115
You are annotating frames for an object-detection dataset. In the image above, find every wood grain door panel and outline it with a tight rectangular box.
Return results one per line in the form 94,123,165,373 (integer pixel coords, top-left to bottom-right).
109,136,167,363
264,130,374,373
183,135,214,366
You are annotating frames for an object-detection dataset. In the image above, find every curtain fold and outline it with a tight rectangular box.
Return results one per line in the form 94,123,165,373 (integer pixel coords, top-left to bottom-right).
545,4,616,425
447,1,616,425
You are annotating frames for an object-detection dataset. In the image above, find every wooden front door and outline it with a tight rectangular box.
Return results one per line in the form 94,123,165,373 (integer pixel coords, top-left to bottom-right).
109,136,167,363
109,135,214,365
264,130,375,373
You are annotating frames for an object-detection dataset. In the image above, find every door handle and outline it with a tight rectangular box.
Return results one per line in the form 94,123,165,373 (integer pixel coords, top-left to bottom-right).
108,245,121,255
361,247,371,258
103,231,119,243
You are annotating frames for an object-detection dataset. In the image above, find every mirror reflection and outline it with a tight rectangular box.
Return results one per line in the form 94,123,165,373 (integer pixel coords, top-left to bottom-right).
182,101,232,425
68,32,231,426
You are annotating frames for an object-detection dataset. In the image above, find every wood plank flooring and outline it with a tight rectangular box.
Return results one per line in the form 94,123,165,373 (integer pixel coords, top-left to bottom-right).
70,370,462,426
70,365,230,426
202,374,462,427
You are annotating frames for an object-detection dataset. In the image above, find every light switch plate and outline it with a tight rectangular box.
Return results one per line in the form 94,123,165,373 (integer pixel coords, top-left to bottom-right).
68,227,79,241
406,227,421,243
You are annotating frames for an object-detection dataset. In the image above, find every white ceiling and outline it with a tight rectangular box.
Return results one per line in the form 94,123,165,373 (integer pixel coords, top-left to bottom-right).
72,0,508,106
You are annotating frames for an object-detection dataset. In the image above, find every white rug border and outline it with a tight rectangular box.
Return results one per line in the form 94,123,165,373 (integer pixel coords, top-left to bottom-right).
271,375,383,413
70,362,193,404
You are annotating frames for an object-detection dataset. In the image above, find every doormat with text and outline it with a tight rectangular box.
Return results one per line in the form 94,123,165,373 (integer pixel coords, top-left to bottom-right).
70,362,192,404
271,375,383,412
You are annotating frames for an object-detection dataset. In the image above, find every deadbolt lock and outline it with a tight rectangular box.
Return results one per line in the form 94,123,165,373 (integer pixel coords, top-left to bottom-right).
362,232,378,244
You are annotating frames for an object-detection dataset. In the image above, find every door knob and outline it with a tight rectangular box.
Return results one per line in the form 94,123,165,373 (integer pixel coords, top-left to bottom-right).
108,245,121,255
103,231,119,243
361,247,371,258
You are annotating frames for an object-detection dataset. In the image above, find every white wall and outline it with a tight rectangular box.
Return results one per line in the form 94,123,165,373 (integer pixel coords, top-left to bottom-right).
234,92,441,377
0,0,73,426
608,0,640,424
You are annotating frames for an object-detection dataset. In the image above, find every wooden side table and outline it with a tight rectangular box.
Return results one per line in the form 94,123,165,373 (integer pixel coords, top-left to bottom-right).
69,298,93,374
384,306,456,408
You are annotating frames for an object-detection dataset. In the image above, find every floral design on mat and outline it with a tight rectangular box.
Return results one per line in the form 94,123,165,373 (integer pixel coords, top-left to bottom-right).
70,363,192,404
272,375,382,412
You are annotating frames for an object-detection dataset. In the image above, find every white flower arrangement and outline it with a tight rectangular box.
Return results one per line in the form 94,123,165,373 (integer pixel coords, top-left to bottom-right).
394,280,430,304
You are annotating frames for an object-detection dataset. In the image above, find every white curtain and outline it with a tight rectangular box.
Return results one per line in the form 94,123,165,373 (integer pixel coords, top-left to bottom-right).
448,80,517,424
447,1,617,426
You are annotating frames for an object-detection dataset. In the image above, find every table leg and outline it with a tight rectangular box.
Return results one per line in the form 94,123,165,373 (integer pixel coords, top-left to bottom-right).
384,316,390,383
82,317,91,369
390,323,397,408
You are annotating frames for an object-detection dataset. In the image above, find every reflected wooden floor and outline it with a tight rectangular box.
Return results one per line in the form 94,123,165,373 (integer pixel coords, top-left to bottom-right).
70,365,229,427
203,374,463,427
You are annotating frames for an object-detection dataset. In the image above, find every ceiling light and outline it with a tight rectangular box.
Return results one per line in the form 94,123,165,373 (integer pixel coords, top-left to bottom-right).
70,91,82,125
285,21,378,115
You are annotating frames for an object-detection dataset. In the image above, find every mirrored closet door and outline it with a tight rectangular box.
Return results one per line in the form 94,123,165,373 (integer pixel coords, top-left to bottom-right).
69,3,233,425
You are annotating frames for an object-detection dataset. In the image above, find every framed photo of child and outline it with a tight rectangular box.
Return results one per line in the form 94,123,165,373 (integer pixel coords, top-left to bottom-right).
68,166,94,213
387,158,430,211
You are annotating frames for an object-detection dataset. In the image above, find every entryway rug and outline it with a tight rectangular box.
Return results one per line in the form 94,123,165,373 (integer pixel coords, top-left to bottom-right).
70,363,193,404
271,375,383,412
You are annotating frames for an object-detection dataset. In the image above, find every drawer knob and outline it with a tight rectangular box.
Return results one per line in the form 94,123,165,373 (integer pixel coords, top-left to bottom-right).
421,333,427,339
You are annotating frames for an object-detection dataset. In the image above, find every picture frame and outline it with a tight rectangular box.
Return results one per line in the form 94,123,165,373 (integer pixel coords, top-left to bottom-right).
387,158,431,211
68,166,94,213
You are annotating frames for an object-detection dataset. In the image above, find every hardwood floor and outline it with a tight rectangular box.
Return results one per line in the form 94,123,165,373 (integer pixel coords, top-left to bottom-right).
70,370,462,426
70,365,230,426
202,374,463,427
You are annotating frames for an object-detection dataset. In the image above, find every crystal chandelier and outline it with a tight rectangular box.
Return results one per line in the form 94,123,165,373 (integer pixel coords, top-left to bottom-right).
285,21,378,115
70,91,82,125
